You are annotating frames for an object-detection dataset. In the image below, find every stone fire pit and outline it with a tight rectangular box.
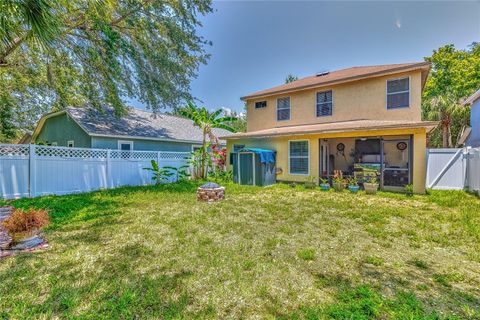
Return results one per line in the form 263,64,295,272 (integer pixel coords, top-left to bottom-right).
197,182,225,202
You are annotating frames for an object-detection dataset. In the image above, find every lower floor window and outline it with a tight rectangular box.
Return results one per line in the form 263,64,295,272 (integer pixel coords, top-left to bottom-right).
289,140,309,174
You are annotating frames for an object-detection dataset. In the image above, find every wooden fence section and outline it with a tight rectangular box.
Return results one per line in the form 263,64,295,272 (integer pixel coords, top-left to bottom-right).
0,144,190,199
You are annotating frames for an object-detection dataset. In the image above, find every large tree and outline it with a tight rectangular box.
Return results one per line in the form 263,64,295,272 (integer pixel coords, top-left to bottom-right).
422,43,480,147
0,0,212,141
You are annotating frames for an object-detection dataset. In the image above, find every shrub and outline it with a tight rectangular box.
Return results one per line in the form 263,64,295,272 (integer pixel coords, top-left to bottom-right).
2,208,50,236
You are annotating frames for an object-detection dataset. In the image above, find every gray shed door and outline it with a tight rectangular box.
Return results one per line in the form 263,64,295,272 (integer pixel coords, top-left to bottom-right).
239,153,254,185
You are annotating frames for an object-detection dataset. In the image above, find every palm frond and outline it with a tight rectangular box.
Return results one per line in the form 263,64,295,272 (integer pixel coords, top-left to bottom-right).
213,123,237,133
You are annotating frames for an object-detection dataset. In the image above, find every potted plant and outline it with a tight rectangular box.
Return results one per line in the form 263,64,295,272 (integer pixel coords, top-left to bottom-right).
347,177,360,193
404,184,414,197
305,176,317,189
1,207,49,250
364,176,379,195
333,176,346,192
319,177,330,191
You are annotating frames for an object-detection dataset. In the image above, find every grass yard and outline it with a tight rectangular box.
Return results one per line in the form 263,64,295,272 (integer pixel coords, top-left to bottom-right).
1,182,480,319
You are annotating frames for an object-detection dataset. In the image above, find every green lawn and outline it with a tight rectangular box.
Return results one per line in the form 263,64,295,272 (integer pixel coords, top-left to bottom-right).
1,182,480,319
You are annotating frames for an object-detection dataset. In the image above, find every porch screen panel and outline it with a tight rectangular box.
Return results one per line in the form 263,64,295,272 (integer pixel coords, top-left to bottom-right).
277,97,290,121
289,141,309,174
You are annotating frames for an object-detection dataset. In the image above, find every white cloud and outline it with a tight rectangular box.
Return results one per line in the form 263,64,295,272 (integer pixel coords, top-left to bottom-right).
395,18,402,29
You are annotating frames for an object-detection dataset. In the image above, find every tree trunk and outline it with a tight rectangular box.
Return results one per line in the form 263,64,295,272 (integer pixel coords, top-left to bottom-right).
442,124,449,148
201,129,206,179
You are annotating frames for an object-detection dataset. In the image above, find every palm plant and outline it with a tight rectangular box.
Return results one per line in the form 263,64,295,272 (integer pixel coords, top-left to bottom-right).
0,0,61,65
179,101,237,179
424,94,463,148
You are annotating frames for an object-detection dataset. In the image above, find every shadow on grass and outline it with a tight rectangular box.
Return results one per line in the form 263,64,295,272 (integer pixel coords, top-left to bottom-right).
2,181,202,230
0,241,208,319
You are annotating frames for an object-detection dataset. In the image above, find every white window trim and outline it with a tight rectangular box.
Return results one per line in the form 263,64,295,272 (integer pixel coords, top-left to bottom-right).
316,90,333,117
386,76,410,109
191,144,203,152
118,140,134,151
276,97,291,122
288,139,310,175
67,140,75,148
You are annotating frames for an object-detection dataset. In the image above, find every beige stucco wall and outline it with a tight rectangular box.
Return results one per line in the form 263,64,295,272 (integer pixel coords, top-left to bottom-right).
246,70,423,132
227,128,427,193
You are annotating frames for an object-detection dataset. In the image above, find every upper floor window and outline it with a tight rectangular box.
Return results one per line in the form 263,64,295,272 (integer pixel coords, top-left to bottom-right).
277,97,290,121
255,101,267,109
387,77,409,109
316,90,333,117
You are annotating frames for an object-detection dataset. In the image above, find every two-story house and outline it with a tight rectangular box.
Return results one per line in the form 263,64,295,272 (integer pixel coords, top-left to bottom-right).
222,62,437,193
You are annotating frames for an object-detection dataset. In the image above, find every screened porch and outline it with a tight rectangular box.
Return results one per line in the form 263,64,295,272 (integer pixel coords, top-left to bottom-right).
319,136,412,190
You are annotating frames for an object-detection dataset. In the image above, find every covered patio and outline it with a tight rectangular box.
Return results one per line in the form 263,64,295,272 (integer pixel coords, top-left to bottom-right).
224,119,437,193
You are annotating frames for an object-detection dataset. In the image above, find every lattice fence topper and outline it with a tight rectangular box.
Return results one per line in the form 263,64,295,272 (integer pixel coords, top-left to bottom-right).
110,150,158,160
34,145,108,159
0,144,29,157
158,152,191,160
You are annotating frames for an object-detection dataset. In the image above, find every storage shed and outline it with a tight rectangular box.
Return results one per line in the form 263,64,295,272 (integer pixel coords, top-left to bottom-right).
232,148,276,186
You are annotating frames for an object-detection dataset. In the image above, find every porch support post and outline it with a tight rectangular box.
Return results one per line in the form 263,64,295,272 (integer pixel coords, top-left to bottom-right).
412,131,427,194
310,138,319,184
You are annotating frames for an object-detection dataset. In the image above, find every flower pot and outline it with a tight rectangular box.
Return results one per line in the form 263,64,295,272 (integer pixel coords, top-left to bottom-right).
348,185,360,193
364,183,379,195
9,235,44,251
333,182,345,192
320,183,330,191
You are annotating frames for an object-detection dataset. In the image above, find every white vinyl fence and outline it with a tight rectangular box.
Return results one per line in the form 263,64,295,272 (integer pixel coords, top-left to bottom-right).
0,144,190,199
426,147,480,194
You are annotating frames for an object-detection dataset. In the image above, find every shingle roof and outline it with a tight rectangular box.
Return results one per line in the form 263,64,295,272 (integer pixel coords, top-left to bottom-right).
66,107,232,144
221,119,438,139
241,62,431,100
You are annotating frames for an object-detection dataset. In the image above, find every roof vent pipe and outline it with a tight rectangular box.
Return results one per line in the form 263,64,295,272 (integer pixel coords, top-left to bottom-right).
316,71,330,77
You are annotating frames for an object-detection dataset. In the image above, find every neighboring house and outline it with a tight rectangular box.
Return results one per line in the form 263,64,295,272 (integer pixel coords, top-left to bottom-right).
31,107,230,152
459,89,480,147
223,62,437,193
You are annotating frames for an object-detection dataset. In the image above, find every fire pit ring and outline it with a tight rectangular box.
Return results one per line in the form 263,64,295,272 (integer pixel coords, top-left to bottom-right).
197,182,225,202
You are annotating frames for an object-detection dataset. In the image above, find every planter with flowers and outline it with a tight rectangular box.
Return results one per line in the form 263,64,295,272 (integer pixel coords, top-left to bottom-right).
333,176,346,192
347,177,360,193
319,178,330,191
1,207,49,251
364,176,379,195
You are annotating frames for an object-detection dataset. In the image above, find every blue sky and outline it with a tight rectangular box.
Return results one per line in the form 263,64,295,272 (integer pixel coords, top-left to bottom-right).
134,1,479,113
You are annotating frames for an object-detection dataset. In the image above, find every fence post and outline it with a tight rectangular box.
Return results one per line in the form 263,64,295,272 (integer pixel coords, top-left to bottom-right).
106,149,111,189
29,144,36,198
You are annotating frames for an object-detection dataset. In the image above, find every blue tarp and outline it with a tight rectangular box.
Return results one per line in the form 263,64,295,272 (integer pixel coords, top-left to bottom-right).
236,148,276,164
